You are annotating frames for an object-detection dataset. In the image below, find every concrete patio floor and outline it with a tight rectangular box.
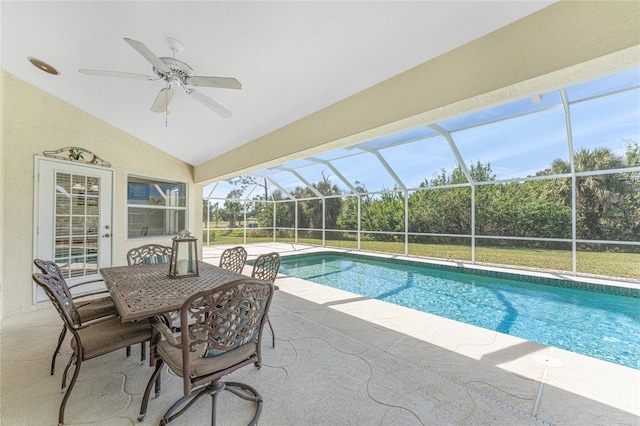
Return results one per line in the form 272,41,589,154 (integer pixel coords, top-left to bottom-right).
1,243,638,425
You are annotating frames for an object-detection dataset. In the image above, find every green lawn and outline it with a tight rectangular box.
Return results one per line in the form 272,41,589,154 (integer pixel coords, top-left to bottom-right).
202,230,639,281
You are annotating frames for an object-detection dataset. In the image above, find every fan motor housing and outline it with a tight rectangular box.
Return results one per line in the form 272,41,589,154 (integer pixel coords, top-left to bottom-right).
154,57,195,85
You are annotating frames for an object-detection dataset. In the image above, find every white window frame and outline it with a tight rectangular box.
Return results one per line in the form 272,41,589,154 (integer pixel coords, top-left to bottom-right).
126,174,188,239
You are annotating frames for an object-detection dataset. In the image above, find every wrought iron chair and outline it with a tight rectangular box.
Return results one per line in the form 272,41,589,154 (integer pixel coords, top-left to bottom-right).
33,259,130,375
138,278,274,426
219,246,247,274
127,244,178,329
126,244,173,265
32,273,153,426
251,252,281,348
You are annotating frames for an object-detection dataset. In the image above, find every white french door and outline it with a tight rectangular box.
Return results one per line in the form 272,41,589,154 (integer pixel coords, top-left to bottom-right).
33,157,114,303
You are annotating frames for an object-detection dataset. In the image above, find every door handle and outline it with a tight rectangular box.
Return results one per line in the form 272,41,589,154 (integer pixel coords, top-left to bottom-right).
102,233,111,238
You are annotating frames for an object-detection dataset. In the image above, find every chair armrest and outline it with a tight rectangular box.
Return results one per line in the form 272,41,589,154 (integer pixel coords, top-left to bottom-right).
73,290,110,301
67,278,106,290
74,313,119,330
68,280,111,302
151,316,180,348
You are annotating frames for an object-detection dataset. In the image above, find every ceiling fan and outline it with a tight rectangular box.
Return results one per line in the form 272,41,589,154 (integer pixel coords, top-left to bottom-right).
79,37,241,118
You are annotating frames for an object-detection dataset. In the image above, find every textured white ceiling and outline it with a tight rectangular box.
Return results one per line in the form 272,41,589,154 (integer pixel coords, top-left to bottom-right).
1,1,554,166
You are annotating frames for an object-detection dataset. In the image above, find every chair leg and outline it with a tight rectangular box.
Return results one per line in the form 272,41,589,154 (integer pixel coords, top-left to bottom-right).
140,342,146,364
155,365,163,396
61,354,75,393
51,325,67,375
126,346,131,357
267,317,275,348
211,390,218,426
151,380,262,426
58,355,82,426
138,359,164,421
223,382,263,426
160,384,213,425
149,327,159,367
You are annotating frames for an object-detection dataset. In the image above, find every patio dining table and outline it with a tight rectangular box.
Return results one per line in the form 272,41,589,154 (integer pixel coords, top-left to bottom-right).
99,261,246,322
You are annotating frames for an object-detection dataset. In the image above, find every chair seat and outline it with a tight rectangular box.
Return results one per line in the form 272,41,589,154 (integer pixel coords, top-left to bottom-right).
72,318,151,360
157,339,258,379
77,297,117,322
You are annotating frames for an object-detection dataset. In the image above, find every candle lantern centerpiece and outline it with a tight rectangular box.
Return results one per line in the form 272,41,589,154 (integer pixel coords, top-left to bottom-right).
168,230,199,278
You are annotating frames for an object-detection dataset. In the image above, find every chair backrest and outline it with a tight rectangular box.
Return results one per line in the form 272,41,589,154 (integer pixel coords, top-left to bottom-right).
219,246,247,274
127,244,173,265
34,258,64,279
251,252,281,283
179,278,274,391
32,273,81,327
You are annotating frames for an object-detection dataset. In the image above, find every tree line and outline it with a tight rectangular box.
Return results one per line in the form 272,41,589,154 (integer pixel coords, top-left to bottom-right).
205,145,640,250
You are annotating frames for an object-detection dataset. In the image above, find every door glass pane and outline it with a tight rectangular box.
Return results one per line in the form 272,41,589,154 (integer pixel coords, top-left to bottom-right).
86,216,99,235
56,195,70,215
85,258,98,274
72,216,85,235
87,177,100,196
55,237,70,261
55,171,99,278
55,216,69,236
86,197,99,215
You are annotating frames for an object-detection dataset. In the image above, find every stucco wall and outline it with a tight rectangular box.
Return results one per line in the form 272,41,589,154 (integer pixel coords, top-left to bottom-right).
1,71,202,318
0,67,5,320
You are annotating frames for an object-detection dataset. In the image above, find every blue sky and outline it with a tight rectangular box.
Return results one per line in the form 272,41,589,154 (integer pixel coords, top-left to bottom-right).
204,67,640,201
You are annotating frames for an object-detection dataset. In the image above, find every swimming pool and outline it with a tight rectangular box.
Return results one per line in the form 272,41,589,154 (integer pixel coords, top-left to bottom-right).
278,252,640,370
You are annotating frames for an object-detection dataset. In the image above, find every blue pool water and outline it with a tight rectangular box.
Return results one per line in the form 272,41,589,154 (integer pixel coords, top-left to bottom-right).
278,253,640,369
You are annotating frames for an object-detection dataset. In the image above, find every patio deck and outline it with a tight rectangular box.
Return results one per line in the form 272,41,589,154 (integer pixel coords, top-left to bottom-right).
1,243,638,425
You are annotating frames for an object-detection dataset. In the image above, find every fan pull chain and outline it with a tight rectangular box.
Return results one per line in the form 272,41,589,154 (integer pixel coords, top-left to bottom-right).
165,83,169,127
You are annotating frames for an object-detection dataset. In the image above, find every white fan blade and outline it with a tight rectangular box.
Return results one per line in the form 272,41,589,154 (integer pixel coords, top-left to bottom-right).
189,76,242,90
151,88,175,113
187,89,232,118
79,69,158,81
124,38,171,74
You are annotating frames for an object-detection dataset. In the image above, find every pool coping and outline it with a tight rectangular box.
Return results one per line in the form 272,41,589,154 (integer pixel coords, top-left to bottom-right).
275,248,640,298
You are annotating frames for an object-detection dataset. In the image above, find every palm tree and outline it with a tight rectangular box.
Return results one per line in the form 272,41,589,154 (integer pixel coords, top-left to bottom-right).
548,147,626,239
311,174,342,230
223,189,245,231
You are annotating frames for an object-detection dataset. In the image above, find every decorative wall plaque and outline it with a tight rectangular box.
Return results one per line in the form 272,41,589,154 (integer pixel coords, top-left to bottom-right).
43,146,111,167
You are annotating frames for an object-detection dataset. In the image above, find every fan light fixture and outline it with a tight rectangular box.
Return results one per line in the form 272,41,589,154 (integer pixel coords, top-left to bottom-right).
28,57,59,75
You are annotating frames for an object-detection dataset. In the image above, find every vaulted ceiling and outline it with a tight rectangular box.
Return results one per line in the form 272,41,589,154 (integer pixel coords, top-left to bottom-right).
1,1,555,168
